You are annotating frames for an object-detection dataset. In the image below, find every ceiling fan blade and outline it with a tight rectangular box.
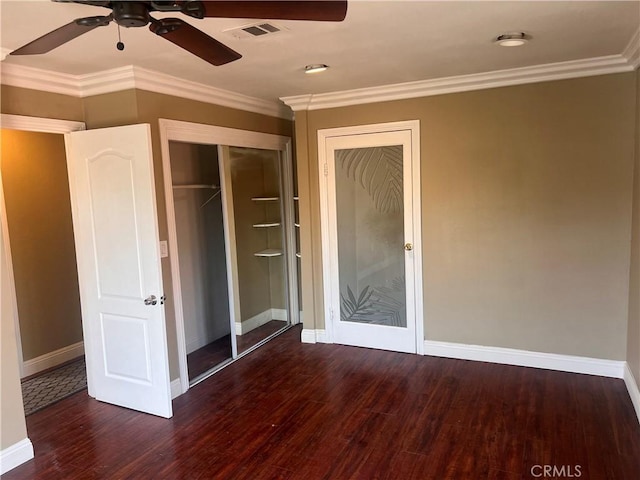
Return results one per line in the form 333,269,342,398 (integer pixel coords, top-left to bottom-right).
149,18,242,66
11,15,112,55
187,1,347,21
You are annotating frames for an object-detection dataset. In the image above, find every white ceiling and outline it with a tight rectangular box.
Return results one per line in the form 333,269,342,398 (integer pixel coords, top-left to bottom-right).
1,0,639,103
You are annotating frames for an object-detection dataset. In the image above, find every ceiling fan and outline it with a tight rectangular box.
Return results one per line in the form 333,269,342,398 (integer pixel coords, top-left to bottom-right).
10,0,348,66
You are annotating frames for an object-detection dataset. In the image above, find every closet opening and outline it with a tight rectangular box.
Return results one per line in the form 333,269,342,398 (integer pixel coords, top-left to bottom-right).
169,142,232,381
162,122,298,389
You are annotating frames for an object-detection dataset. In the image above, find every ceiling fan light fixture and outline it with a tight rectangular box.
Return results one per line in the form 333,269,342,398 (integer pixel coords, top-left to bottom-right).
494,32,529,47
305,64,329,74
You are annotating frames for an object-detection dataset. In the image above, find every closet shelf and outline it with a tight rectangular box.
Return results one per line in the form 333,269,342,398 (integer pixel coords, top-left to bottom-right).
173,184,219,189
253,221,281,228
254,249,283,258
251,196,279,202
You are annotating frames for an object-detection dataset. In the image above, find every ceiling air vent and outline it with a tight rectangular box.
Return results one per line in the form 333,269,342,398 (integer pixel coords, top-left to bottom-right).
223,22,286,40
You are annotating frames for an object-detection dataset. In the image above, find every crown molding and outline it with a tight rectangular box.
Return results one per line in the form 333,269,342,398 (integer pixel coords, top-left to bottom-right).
1,63,82,96
622,27,640,69
0,113,85,134
281,54,636,111
0,63,291,119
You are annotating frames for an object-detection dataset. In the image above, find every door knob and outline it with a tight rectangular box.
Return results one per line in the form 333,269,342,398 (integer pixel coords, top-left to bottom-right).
144,295,157,306
404,243,413,251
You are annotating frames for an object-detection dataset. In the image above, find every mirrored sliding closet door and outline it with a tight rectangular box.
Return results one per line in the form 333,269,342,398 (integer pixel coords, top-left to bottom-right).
166,134,298,386
222,146,292,355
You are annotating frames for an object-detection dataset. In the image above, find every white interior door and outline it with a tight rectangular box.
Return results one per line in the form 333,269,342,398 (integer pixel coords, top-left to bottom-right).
65,124,172,418
320,122,422,354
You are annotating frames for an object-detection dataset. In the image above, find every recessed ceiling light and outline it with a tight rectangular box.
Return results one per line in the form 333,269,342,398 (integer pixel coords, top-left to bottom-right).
494,32,529,47
304,64,329,74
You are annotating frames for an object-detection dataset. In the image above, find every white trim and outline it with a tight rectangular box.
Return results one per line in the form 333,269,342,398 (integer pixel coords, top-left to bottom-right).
317,121,423,354
0,47,11,62
218,145,240,361
423,339,625,378
236,309,288,335
22,342,84,378
170,378,183,399
236,310,272,335
0,169,23,377
300,328,329,344
300,329,317,344
281,54,636,111
0,438,34,475
0,64,291,119
1,64,82,97
624,363,640,424
622,27,640,69
0,114,85,134
272,308,288,321
315,329,329,344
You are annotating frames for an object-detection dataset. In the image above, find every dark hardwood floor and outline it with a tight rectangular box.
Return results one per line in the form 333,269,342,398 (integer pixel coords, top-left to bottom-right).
187,336,232,380
237,320,288,353
187,321,289,380
5,325,640,479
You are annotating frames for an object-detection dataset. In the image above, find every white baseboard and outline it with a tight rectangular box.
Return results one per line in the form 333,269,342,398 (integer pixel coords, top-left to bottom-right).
300,329,328,344
272,308,288,321
0,438,34,475
300,330,637,422
423,339,625,378
170,378,183,399
300,329,316,344
22,341,84,378
624,363,640,424
315,329,329,343
236,309,288,335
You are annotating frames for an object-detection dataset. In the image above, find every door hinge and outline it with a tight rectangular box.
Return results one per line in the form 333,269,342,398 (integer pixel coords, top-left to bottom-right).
324,163,328,176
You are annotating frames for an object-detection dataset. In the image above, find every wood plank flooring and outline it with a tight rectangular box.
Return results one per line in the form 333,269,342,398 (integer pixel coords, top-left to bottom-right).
187,320,289,380
5,325,640,479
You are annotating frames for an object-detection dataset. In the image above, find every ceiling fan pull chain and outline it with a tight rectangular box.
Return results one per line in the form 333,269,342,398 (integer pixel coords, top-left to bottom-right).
116,24,124,51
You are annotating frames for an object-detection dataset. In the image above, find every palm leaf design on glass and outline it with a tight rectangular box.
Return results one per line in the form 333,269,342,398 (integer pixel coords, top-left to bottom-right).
340,276,406,327
336,145,403,213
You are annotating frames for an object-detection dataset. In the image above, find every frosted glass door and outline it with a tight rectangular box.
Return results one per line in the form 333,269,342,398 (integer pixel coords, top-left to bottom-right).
324,128,418,354
336,146,406,328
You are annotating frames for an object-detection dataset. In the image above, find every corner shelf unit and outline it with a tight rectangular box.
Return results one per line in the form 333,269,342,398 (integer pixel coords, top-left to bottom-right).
252,196,283,258
254,249,283,258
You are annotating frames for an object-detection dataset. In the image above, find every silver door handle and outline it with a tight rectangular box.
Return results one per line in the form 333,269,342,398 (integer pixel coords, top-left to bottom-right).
144,295,157,306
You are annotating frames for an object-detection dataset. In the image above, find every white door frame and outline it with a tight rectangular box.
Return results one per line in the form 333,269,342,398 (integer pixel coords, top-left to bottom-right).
0,114,86,378
158,119,296,394
317,120,424,354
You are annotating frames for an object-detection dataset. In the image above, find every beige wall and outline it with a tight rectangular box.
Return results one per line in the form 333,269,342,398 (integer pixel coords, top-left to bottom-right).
1,129,83,361
297,73,636,360
0,188,28,450
628,68,640,381
1,85,84,121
